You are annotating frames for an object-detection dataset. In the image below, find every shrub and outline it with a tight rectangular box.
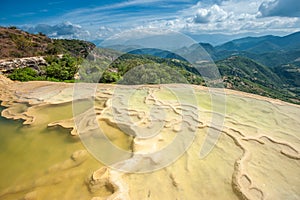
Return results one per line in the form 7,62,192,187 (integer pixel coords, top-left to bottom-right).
45,54,79,81
8,67,38,81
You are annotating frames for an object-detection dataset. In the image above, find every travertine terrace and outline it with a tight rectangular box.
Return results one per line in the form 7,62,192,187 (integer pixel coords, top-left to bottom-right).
0,75,299,200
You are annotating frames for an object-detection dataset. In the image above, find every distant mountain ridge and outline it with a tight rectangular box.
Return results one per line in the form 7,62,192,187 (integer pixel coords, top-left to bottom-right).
123,31,300,68
215,31,300,53
121,31,300,103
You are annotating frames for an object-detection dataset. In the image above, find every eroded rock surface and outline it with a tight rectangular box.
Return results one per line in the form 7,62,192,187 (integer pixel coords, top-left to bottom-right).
0,56,48,73
0,75,299,200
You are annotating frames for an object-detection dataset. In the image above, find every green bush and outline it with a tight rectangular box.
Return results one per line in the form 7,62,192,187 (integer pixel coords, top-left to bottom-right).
8,67,38,81
45,54,79,81
99,71,121,83
8,54,80,82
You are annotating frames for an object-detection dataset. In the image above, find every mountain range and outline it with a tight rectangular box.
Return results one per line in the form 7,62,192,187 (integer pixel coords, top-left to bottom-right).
215,31,300,53
125,31,300,103
205,32,300,103
0,26,299,104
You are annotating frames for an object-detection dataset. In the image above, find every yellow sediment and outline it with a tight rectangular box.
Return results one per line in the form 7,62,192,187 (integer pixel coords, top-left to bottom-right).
0,75,299,200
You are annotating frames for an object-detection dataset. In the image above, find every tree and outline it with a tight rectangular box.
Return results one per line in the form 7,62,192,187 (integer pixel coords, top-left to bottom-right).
45,54,79,81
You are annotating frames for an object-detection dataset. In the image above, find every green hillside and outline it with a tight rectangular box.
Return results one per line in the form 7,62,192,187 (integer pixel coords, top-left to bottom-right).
81,50,299,104
216,56,299,103
1,26,300,104
0,26,95,59
80,49,204,85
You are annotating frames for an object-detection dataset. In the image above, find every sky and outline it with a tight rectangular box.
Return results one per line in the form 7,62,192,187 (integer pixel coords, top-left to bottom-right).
1,0,300,44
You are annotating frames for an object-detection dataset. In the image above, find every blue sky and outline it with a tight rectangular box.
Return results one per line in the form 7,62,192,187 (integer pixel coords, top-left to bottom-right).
1,0,300,44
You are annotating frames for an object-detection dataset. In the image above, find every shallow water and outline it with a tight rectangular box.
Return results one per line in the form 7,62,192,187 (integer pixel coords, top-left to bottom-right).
0,104,107,200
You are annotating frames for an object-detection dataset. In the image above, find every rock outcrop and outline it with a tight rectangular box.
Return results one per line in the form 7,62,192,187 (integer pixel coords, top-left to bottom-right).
0,56,48,73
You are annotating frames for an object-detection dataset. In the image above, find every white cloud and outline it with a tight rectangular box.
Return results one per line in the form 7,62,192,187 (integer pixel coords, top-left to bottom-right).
63,0,189,20
194,8,212,23
172,0,300,35
24,21,90,39
97,26,120,38
240,17,299,31
19,0,300,42
193,5,229,23
258,0,300,17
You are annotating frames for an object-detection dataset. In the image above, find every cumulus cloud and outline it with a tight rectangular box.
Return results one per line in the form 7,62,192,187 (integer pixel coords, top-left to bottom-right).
53,22,83,36
258,0,300,17
194,9,211,23
193,5,229,23
18,0,300,41
126,0,299,38
167,0,297,36
25,21,90,39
